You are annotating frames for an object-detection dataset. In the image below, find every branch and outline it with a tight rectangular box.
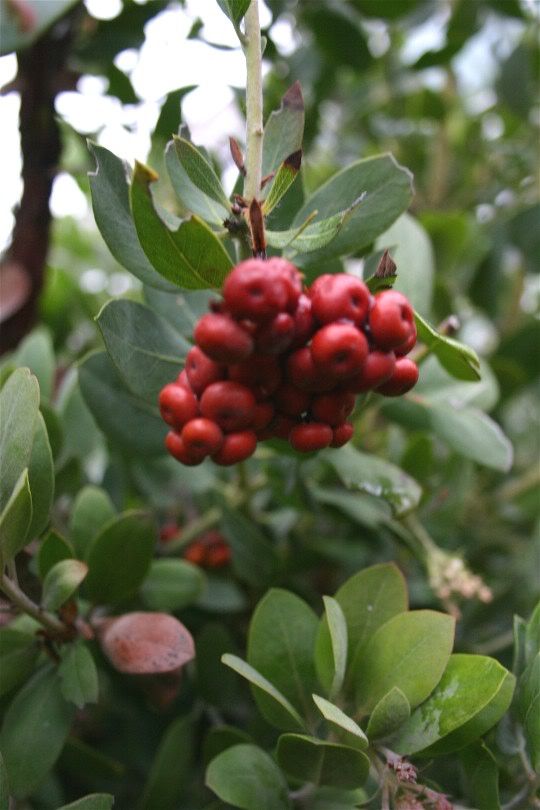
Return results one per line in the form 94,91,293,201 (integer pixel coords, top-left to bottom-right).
0,572,68,636
243,0,264,204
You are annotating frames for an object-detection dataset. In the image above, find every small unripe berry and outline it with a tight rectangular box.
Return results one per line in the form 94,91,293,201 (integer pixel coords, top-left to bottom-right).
311,390,355,427
211,430,257,465
346,350,396,393
377,357,419,396
369,290,415,351
181,418,224,456
330,422,354,447
185,346,225,395
289,422,333,452
194,313,253,363
165,431,205,466
310,273,370,325
311,323,368,379
200,381,256,432
159,383,198,429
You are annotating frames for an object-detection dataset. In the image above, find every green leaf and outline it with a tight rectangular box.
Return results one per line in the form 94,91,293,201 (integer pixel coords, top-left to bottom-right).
169,135,231,220
42,559,88,611
375,213,434,315
427,402,513,472
79,352,167,457
197,574,247,613
0,0,79,56
0,665,75,798
57,796,114,810
131,162,232,289
263,150,302,215
206,743,292,810
40,533,61,588
215,0,251,27
276,734,370,789
197,624,238,709
138,714,194,810
415,311,481,381
97,299,188,405
248,588,319,722
141,559,205,611
165,142,228,228
0,469,32,562
262,82,305,177
27,411,54,539
0,628,39,698
88,142,176,291
352,610,455,713
0,368,40,513
312,695,368,750
518,652,540,772
412,354,499,410
14,328,55,402
267,197,365,254
221,654,305,731
84,511,155,605
317,563,408,685
325,445,422,517
221,507,278,588
314,596,348,697
292,154,413,264
58,642,99,709
460,742,501,810
525,601,540,665
0,751,9,810
392,654,516,756
203,726,252,766
366,687,411,740
69,485,116,560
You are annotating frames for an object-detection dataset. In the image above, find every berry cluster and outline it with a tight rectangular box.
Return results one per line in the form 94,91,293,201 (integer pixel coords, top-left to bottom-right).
183,530,231,569
159,258,419,466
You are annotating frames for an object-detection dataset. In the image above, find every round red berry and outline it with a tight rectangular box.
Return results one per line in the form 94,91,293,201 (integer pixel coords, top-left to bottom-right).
211,430,257,465
311,323,368,379
369,290,415,351
185,346,225,395
274,383,311,417
252,401,275,431
395,322,417,356
265,257,303,311
255,312,295,354
289,422,333,452
310,273,370,325
181,418,224,456
159,383,198,429
165,431,205,466
330,422,354,447
290,293,316,349
228,355,282,399
346,350,396,393
286,347,337,392
177,369,192,390
183,542,206,565
311,390,355,427
194,313,253,363
200,381,256,432
159,523,180,543
223,259,291,321
377,357,419,396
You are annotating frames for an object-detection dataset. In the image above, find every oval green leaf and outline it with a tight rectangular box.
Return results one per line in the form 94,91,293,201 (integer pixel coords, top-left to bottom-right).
206,743,292,810
276,734,370,789
42,559,88,611
141,559,205,611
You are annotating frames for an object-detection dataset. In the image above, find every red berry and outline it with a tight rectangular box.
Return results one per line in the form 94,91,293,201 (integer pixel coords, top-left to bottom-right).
177,369,192,390
289,422,333,452
200,381,256,432
346,350,396,393
223,259,291,321
330,422,354,447
311,390,355,427
255,312,295,354
310,273,370,325
395,322,417,356
159,523,180,543
274,383,311,417
185,346,225,395
311,323,368,379
205,543,231,568
159,383,198,429
194,313,253,363
377,357,419,396
181,418,224,456
183,542,206,565
165,431,205,466
252,401,275,431
228,355,282,399
286,347,337,392
290,293,316,349
265,257,303,312
211,430,257,465
369,290,415,351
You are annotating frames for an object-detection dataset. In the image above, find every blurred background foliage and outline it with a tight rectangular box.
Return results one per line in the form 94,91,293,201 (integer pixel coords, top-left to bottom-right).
0,0,539,807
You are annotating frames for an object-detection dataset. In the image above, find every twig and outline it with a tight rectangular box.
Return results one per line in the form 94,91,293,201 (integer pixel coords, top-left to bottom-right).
0,572,67,636
243,0,264,204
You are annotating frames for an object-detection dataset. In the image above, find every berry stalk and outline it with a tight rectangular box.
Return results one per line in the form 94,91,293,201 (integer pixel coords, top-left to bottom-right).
243,0,264,205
